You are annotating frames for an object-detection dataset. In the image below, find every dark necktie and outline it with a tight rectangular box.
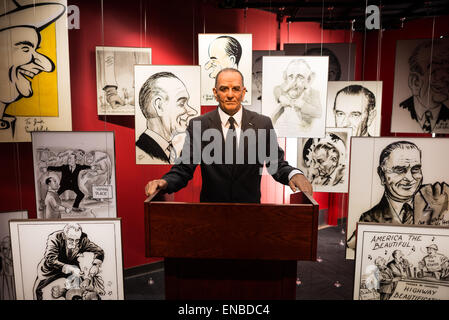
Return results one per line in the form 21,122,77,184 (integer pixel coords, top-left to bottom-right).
401,203,413,224
422,110,432,132
166,142,176,163
226,117,237,167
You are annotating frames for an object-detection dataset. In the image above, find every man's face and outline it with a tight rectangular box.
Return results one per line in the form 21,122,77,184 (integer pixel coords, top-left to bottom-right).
334,93,370,136
65,229,82,250
0,27,54,104
213,70,246,116
68,154,76,166
283,62,313,99
310,145,339,178
48,177,59,190
427,247,437,255
415,63,449,107
154,77,197,138
380,147,423,202
205,38,235,79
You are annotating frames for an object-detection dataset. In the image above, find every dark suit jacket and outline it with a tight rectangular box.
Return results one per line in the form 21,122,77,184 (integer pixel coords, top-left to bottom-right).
136,132,170,163
47,164,91,190
162,107,297,203
358,194,398,224
399,96,449,128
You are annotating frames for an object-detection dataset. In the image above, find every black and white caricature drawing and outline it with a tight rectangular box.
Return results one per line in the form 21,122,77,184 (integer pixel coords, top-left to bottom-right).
354,223,449,300
134,65,200,165
347,138,449,259
32,132,117,219
0,211,27,300
284,43,356,81
262,56,328,138
297,128,351,193
198,34,252,105
247,50,284,113
9,220,124,300
391,39,449,133
96,46,151,115
0,0,72,143
327,81,383,137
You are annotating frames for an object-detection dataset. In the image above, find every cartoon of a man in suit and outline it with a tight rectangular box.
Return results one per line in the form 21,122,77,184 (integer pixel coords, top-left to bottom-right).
399,39,449,133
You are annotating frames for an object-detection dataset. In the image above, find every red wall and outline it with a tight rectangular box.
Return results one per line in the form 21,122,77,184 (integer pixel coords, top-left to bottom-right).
2,0,447,268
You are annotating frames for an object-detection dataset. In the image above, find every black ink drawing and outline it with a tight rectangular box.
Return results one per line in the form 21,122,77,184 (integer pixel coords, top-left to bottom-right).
354,223,449,300
199,34,252,106
32,132,117,219
262,56,328,138
0,211,27,300
134,65,200,164
297,128,351,193
347,138,449,259
33,223,105,300
96,46,151,115
0,0,72,143
9,219,124,300
284,43,356,81
391,39,449,134
326,81,383,137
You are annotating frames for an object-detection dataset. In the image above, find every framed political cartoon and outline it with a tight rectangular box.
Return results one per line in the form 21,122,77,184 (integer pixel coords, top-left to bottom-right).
391,38,449,134
9,219,124,300
326,81,383,137
0,0,72,143
284,42,356,81
31,131,117,219
134,65,201,165
96,46,151,115
354,223,449,300
0,210,28,300
248,50,284,114
198,33,252,106
297,127,351,193
346,137,449,259
261,56,328,138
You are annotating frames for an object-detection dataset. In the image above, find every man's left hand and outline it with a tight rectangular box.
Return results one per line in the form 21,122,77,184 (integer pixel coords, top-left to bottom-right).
288,173,313,196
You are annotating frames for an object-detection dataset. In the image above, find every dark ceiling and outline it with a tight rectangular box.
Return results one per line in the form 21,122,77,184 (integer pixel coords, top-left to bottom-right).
215,0,449,30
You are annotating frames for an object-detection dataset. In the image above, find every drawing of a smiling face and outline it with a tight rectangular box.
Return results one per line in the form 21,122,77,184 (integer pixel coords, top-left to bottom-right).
380,147,423,202
0,26,54,104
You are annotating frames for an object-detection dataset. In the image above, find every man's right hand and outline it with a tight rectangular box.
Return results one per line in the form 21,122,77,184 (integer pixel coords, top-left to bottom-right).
145,179,168,198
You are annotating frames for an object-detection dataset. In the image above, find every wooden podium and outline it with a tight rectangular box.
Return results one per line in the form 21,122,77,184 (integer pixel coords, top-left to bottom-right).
144,191,318,300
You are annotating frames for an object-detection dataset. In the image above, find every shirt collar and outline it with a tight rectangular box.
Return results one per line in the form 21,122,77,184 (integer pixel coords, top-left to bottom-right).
413,96,441,122
386,195,414,221
217,106,243,128
144,129,171,156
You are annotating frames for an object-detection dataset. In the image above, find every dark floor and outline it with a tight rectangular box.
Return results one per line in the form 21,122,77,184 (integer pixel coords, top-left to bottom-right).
124,225,355,300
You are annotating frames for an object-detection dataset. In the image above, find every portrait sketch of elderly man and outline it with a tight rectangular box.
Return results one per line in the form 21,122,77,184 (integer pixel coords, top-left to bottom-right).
262,56,328,138
134,66,200,165
284,43,356,81
0,0,71,142
391,39,449,133
347,138,449,259
298,128,351,193
327,82,382,137
199,34,252,105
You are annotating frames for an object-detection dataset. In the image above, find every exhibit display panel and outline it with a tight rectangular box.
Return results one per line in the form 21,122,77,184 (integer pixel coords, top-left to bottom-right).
1,0,448,301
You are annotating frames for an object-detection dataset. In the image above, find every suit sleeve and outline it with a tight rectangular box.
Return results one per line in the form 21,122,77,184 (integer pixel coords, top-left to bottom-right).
47,165,63,172
264,117,299,185
162,119,199,194
80,233,105,262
